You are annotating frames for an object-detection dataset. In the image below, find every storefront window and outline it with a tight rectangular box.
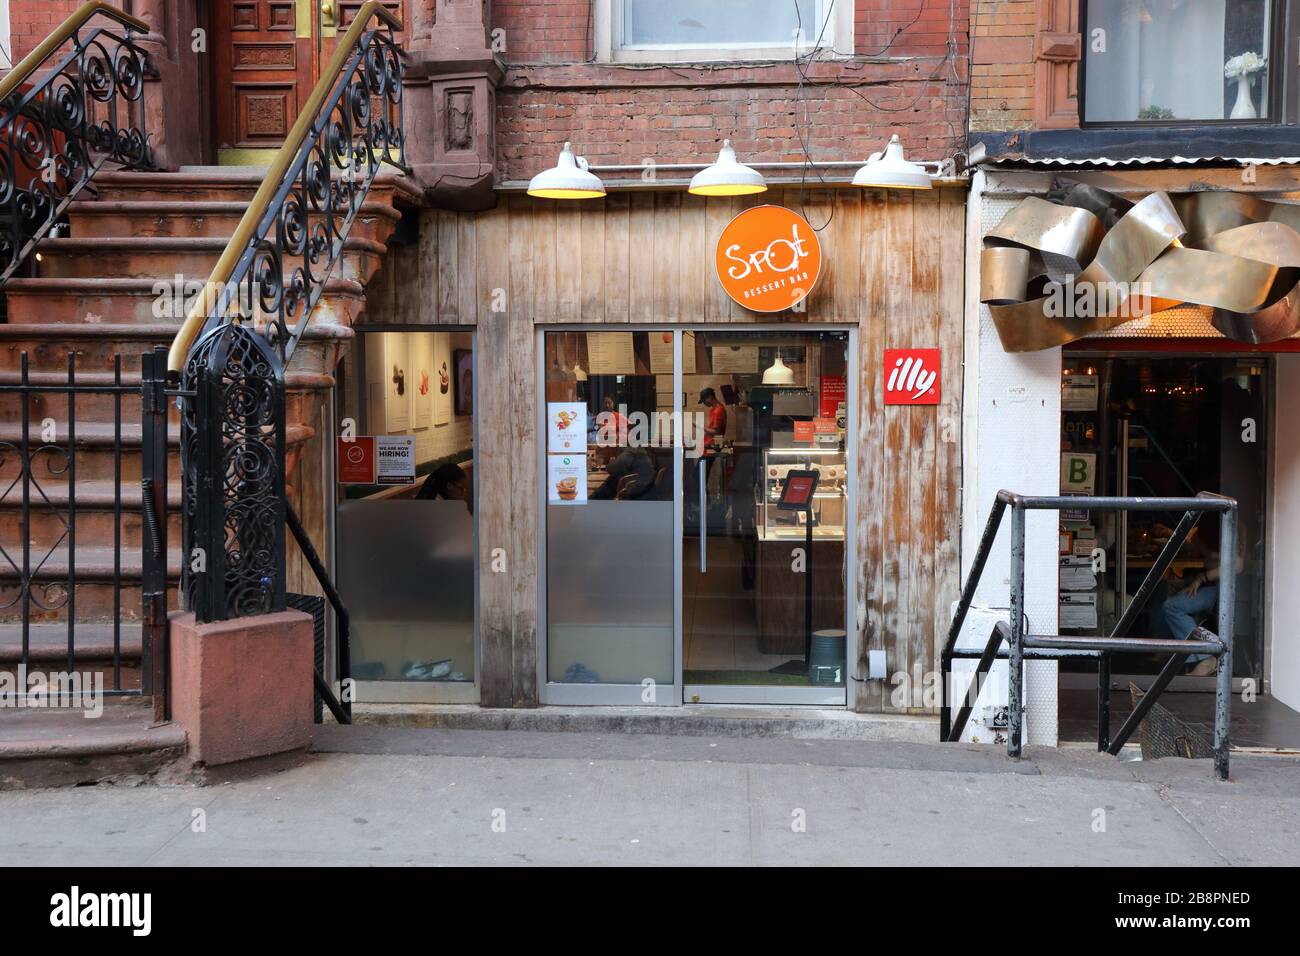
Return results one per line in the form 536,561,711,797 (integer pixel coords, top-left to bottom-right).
1084,0,1273,123
336,331,477,690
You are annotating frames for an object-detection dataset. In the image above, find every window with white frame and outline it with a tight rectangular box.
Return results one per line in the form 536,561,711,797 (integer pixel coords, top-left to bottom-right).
595,0,852,62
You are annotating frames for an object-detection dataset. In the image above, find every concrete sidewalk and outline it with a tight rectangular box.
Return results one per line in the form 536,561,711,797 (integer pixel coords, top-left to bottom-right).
1,727,1297,865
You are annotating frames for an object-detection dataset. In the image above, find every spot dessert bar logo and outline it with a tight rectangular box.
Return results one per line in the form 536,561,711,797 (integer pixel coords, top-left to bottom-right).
715,205,822,313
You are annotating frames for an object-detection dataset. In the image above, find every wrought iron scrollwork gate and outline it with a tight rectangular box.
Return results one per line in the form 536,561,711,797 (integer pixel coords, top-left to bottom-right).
0,347,172,720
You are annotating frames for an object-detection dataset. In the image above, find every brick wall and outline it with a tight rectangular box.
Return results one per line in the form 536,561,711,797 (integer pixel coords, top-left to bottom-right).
969,0,1037,131
493,0,969,182
8,1,84,61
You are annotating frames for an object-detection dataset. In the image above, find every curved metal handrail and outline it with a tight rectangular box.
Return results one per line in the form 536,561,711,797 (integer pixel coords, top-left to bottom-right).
0,1,155,285
166,0,406,377
0,2,149,104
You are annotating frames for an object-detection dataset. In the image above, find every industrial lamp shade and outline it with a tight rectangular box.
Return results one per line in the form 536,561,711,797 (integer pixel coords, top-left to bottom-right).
689,140,767,196
852,134,932,190
762,354,795,385
527,142,606,199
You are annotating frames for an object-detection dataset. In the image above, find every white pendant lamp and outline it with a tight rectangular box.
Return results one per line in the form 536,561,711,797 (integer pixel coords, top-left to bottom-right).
527,142,606,199
853,134,932,190
762,354,795,385
689,140,767,196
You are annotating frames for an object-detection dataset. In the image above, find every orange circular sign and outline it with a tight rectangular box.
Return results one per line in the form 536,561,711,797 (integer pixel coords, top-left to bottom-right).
714,205,822,313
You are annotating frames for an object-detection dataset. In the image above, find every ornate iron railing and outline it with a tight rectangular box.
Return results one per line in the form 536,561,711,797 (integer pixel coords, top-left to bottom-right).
0,347,172,721
0,1,155,286
170,1,406,625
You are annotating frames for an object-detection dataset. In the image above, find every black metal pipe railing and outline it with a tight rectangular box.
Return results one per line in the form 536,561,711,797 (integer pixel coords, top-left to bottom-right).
0,2,156,286
940,491,1238,781
286,503,351,724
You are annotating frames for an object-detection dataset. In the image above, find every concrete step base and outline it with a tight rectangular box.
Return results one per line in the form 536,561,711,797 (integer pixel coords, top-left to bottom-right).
349,703,938,743
0,698,187,790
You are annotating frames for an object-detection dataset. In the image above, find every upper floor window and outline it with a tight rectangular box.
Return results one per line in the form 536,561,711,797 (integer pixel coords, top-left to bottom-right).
1084,0,1279,123
596,0,851,63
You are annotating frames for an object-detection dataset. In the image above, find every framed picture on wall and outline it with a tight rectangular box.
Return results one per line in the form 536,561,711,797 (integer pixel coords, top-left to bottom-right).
433,333,452,425
454,348,473,416
413,332,434,428
383,333,410,432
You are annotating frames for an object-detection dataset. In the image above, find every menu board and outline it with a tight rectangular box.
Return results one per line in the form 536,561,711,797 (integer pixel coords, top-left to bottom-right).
547,402,587,453
711,345,758,373
587,332,636,374
682,331,697,373
648,331,675,373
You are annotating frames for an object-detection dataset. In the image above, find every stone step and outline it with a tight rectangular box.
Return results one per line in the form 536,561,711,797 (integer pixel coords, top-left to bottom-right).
0,622,145,691
3,275,367,329
0,545,183,624
0,366,333,423
66,197,401,241
34,235,388,285
0,698,187,790
91,168,414,210
0,322,354,382
0,478,184,545
0,419,314,482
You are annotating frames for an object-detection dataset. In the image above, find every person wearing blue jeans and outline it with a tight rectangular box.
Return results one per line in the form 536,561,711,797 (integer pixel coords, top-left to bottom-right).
1162,576,1219,672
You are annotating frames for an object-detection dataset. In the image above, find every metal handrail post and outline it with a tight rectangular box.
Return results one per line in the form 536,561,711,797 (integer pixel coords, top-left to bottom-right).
1213,503,1237,781
1007,501,1026,759
940,496,1007,739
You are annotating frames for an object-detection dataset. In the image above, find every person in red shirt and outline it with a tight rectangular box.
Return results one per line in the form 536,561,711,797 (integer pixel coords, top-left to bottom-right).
597,394,630,447
700,388,727,451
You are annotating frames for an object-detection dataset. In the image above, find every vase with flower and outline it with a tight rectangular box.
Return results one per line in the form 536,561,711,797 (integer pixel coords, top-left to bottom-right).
1224,52,1267,120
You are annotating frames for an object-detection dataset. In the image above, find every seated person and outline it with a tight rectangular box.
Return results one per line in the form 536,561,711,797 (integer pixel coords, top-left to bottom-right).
1152,523,1244,676
416,462,473,514
590,446,655,500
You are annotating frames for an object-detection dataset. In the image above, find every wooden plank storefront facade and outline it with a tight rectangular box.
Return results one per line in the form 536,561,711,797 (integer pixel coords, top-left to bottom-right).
360,185,966,712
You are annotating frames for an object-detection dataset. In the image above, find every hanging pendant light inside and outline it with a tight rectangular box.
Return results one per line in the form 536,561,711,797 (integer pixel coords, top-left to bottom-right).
852,134,932,190
528,142,606,199
762,354,795,385
689,140,767,196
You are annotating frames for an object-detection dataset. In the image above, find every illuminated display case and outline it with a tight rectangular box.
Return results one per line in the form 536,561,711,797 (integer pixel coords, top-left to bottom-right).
757,447,847,542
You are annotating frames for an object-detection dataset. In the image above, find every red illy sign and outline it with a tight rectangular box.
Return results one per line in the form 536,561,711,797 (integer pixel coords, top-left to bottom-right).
883,349,941,405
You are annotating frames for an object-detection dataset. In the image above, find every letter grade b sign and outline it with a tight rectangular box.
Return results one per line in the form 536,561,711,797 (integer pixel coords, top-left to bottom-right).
715,205,822,313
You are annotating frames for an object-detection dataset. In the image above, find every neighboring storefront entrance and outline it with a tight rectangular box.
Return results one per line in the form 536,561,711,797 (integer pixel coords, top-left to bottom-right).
1058,351,1269,689
332,329,479,703
541,327,855,706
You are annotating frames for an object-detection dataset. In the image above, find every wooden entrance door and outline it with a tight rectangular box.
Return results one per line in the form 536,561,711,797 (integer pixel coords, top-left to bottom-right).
212,1,405,163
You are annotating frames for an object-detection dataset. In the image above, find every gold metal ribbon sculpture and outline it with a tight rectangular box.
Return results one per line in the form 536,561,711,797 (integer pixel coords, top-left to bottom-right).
981,182,1300,351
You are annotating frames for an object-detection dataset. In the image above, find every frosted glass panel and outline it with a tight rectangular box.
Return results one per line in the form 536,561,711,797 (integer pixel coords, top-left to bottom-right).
547,500,674,684
623,0,819,46
338,499,474,682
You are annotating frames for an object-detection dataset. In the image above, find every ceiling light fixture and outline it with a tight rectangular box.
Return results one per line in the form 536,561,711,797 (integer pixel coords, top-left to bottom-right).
852,134,933,190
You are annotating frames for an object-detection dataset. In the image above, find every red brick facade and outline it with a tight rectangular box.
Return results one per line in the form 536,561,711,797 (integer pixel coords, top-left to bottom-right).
969,0,1079,132
493,0,970,182
9,1,83,61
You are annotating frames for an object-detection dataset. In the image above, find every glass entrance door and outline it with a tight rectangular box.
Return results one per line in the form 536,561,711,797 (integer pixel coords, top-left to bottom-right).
543,330,679,704
682,330,851,704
